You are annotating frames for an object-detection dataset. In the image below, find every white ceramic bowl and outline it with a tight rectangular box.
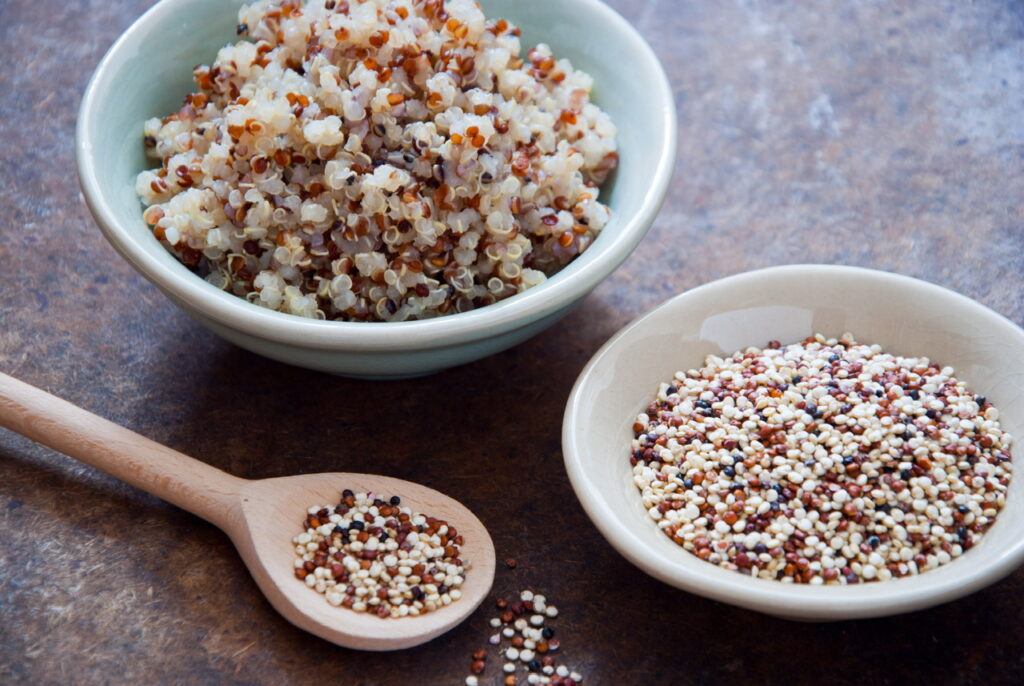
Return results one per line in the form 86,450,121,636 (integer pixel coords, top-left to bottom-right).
76,0,676,378
563,264,1024,620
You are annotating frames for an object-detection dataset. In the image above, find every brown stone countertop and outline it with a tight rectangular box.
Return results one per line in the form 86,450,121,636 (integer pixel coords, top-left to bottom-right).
2,0,1024,684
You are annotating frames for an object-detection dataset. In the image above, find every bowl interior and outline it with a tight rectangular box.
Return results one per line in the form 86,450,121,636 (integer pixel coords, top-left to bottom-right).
564,265,1024,618
79,0,672,325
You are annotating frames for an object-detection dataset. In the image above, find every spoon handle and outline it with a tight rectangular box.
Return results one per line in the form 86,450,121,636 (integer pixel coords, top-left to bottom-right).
0,372,245,527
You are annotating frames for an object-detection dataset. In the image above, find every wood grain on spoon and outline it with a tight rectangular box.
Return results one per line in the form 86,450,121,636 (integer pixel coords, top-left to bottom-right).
0,372,496,651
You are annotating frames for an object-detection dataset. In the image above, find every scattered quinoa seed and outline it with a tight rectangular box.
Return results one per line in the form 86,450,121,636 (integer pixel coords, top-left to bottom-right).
465,590,582,685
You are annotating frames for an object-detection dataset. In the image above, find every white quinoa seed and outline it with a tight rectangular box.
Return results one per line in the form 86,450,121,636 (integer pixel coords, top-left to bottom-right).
137,0,617,322
291,490,468,617
468,590,581,684
631,334,1013,585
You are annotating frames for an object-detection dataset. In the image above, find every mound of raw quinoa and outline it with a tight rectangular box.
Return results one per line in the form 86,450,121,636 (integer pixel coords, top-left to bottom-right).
136,0,618,321
631,334,1013,584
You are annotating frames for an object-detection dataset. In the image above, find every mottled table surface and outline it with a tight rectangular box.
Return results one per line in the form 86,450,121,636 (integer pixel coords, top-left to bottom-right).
2,0,1023,684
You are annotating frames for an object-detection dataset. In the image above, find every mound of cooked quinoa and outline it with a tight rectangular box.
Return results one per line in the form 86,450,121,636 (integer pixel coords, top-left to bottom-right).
136,0,618,321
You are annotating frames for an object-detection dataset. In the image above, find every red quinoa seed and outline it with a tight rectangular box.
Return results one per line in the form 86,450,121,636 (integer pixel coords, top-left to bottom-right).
631,333,1013,584
466,590,582,685
292,490,468,617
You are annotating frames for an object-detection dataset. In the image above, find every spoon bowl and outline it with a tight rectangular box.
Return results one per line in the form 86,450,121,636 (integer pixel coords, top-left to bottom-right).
0,373,495,650
235,473,495,650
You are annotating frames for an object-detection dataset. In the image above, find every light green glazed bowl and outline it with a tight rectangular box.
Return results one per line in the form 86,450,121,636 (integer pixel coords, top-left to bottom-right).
77,0,676,378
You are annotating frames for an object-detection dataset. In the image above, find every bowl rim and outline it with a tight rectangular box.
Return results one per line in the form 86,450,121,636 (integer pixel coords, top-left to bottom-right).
562,263,1024,619
75,0,678,352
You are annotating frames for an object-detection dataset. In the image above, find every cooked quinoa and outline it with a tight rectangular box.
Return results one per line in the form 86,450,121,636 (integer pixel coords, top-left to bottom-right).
136,0,618,321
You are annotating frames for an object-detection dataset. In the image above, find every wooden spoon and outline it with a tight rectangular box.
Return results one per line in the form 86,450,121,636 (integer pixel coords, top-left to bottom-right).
0,372,496,651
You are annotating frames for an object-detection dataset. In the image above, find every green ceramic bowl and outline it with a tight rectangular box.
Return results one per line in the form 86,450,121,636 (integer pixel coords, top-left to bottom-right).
77,0,676,377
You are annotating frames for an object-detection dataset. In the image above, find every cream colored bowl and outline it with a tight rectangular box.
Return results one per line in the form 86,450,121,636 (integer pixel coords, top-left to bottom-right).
563,264,1024,620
